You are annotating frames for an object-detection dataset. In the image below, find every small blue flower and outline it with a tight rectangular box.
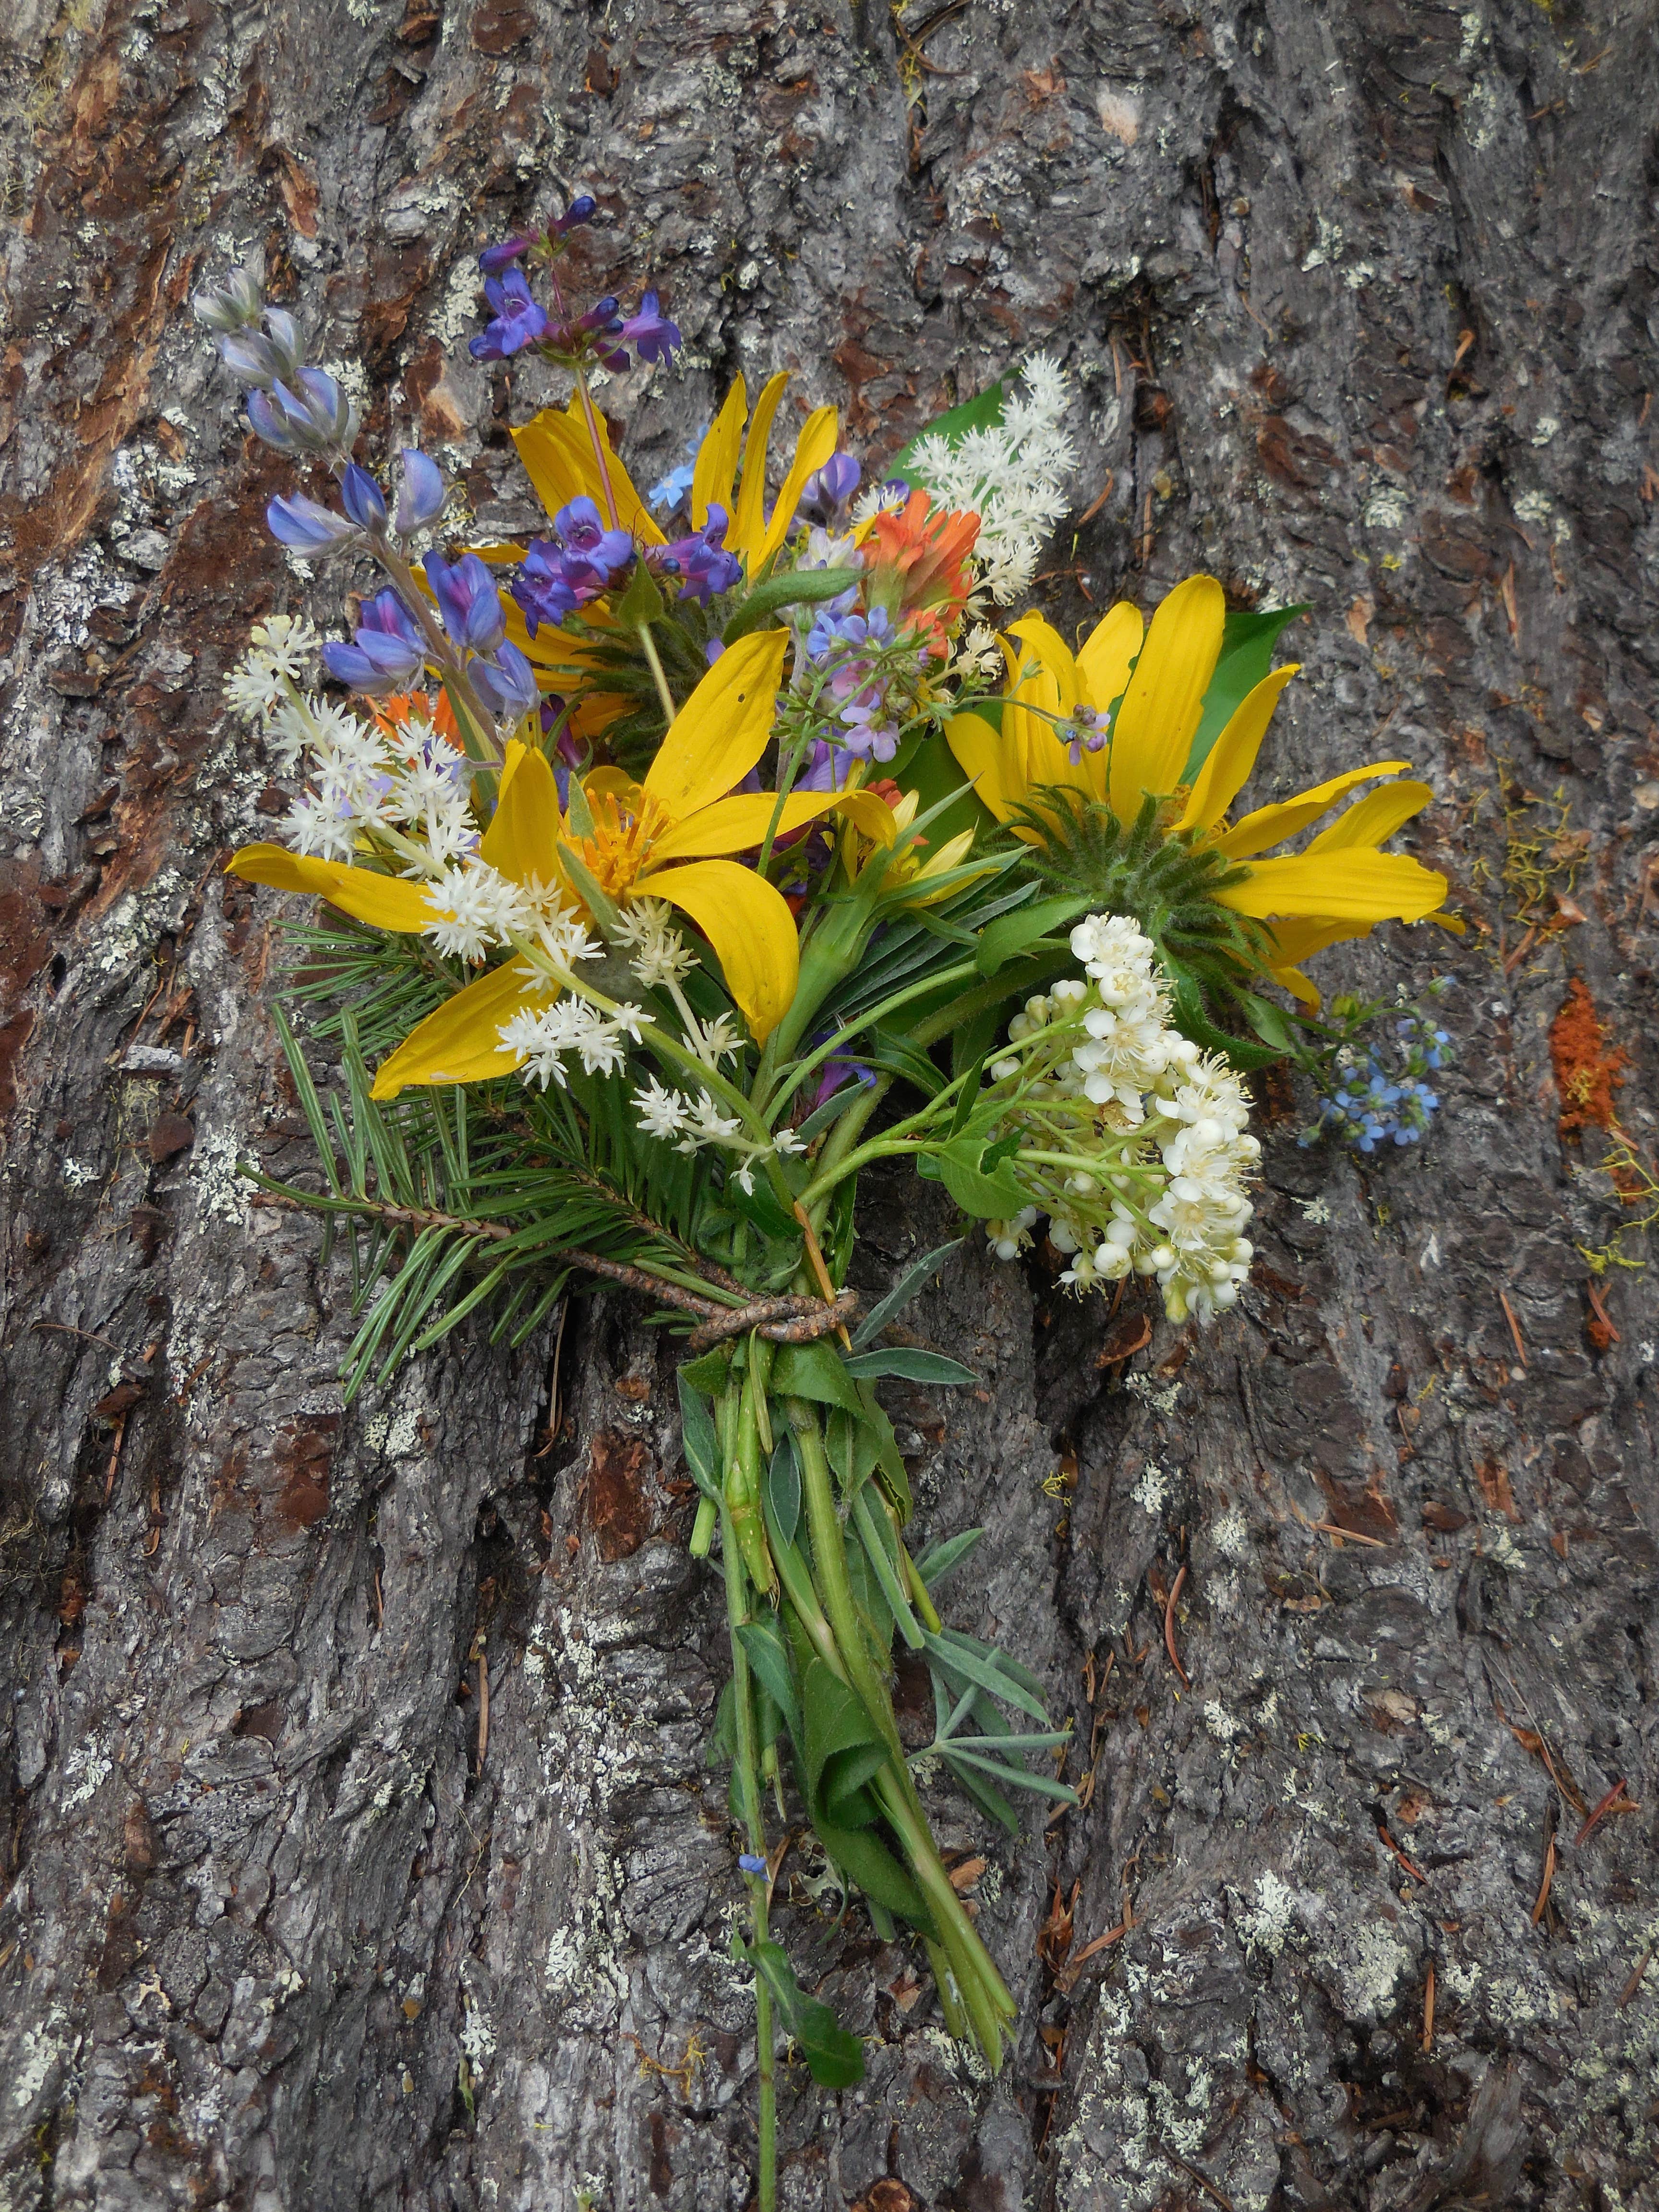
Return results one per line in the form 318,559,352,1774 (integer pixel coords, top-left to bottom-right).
738,1853,767,1875
648,458,697,512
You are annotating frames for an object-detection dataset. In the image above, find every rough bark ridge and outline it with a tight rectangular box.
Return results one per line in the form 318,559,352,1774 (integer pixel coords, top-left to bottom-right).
1,1,1656,2207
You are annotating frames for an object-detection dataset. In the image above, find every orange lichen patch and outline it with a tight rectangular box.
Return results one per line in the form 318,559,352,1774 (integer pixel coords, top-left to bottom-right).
1549,978,1628,1138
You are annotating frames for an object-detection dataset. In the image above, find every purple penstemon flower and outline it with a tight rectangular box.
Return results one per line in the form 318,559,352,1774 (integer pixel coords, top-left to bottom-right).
620,289,681,365
553,497,635,578
655,503,741,604
321,589,426,692
805,1030,877,1113
469,268,548,361
512,544,580,636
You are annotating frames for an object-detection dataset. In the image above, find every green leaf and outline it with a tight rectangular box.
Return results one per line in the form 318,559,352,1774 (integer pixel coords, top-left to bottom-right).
1166,973,1284,1072
912,1526,984,1589
864,1027,947,1098
678,1346,733,1397
850,1240,962,1349
676,1372,722,1502
1237,989,1296,1053
721,567,861,644
1184,604,1307,780
974,892,1089,978
800,1658,889,1830
922,1629,1050,1723
850,1487,924,1649
890,376,1010,481
842,1346,977,1387
613,557,668,629
722,1166,801,1243
917,1135,1027,1220
738,1939,865,2088
770,1340,864,1416
766,1432,801,1546
812,1817,936,1933
734,1620,803,1749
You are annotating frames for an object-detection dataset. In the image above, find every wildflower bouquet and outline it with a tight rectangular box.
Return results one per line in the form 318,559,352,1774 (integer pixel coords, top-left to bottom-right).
198,202,1451,2200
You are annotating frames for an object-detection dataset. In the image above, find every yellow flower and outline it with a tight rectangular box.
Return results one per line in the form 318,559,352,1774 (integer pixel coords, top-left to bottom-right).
227,634,893,1090
839,787,982,907
946,573,1450,1000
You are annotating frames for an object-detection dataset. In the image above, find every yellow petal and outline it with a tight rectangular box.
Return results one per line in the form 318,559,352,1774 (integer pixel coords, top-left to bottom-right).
226,844,434,933
1213,761,1412,859
649,788,839,860
946,710,1020,824
832,789,900,846
692,377,747,531
1176,666,1300,834
1007,614,1079,716
1074,601,1142,713
731,372,790,556
1271,964,1324,1009
480,743,563,887
647,860,800,1042
1262,917,1369,970
1107,574,1225,822
1218,851,1449,923
756,407,839,568
1304,779,1433,853
512,401,665,547
643,631,788,820
370,961,553,1097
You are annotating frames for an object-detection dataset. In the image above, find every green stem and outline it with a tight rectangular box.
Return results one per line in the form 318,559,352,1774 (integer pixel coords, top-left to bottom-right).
785,1399,1014,2052
636,620,678,726
574,369,623,531
718,1499,776,2212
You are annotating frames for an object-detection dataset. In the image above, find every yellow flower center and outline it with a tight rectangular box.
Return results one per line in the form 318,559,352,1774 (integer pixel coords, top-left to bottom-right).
569,788,668,900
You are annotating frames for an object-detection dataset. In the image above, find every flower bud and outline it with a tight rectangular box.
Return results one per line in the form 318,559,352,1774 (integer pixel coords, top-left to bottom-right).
266,493,361,554
339,463,388,533
394,449,445,535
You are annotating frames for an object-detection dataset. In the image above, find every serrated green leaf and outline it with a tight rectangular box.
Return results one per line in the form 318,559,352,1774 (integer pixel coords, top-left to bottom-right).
974,892,1089,978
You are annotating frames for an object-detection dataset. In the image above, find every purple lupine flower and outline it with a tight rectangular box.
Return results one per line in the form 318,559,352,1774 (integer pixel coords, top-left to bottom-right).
322,590,427,691
799,452,862,517
620,289,681,365
424,551,506,653
657,503,741,604
512,543,580,636
218,328,285,388
266,493,361,554
247,367,358,456
394,448,445,535
469,641,540,720
339,463,388,533
469,268,549,361
193,259,264,334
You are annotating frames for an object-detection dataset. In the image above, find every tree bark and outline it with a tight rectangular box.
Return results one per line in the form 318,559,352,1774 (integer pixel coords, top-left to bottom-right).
2,2,1656,2208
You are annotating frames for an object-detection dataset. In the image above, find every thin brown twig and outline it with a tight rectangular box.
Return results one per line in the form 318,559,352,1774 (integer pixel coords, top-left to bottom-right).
1163,1560,1190,1688
1499,1289,1528,1367
1618,1948,1652,2006
685,1289,861,1355
1575,1777,1635,1848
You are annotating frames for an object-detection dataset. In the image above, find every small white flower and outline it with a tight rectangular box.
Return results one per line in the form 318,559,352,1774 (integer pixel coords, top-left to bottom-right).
634,1076,691,1141
423,863,532,960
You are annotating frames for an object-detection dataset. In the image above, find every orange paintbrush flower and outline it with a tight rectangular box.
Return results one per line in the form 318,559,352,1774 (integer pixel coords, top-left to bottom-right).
863,489,980,654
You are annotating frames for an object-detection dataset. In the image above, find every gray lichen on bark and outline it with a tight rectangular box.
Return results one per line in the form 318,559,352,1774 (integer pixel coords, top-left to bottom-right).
1,1,1656,2208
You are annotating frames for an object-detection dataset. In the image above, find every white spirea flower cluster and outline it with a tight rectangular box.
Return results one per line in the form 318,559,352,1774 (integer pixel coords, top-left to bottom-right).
982,914,1257,1325
904,355,1077,605
632,1076,806,1193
